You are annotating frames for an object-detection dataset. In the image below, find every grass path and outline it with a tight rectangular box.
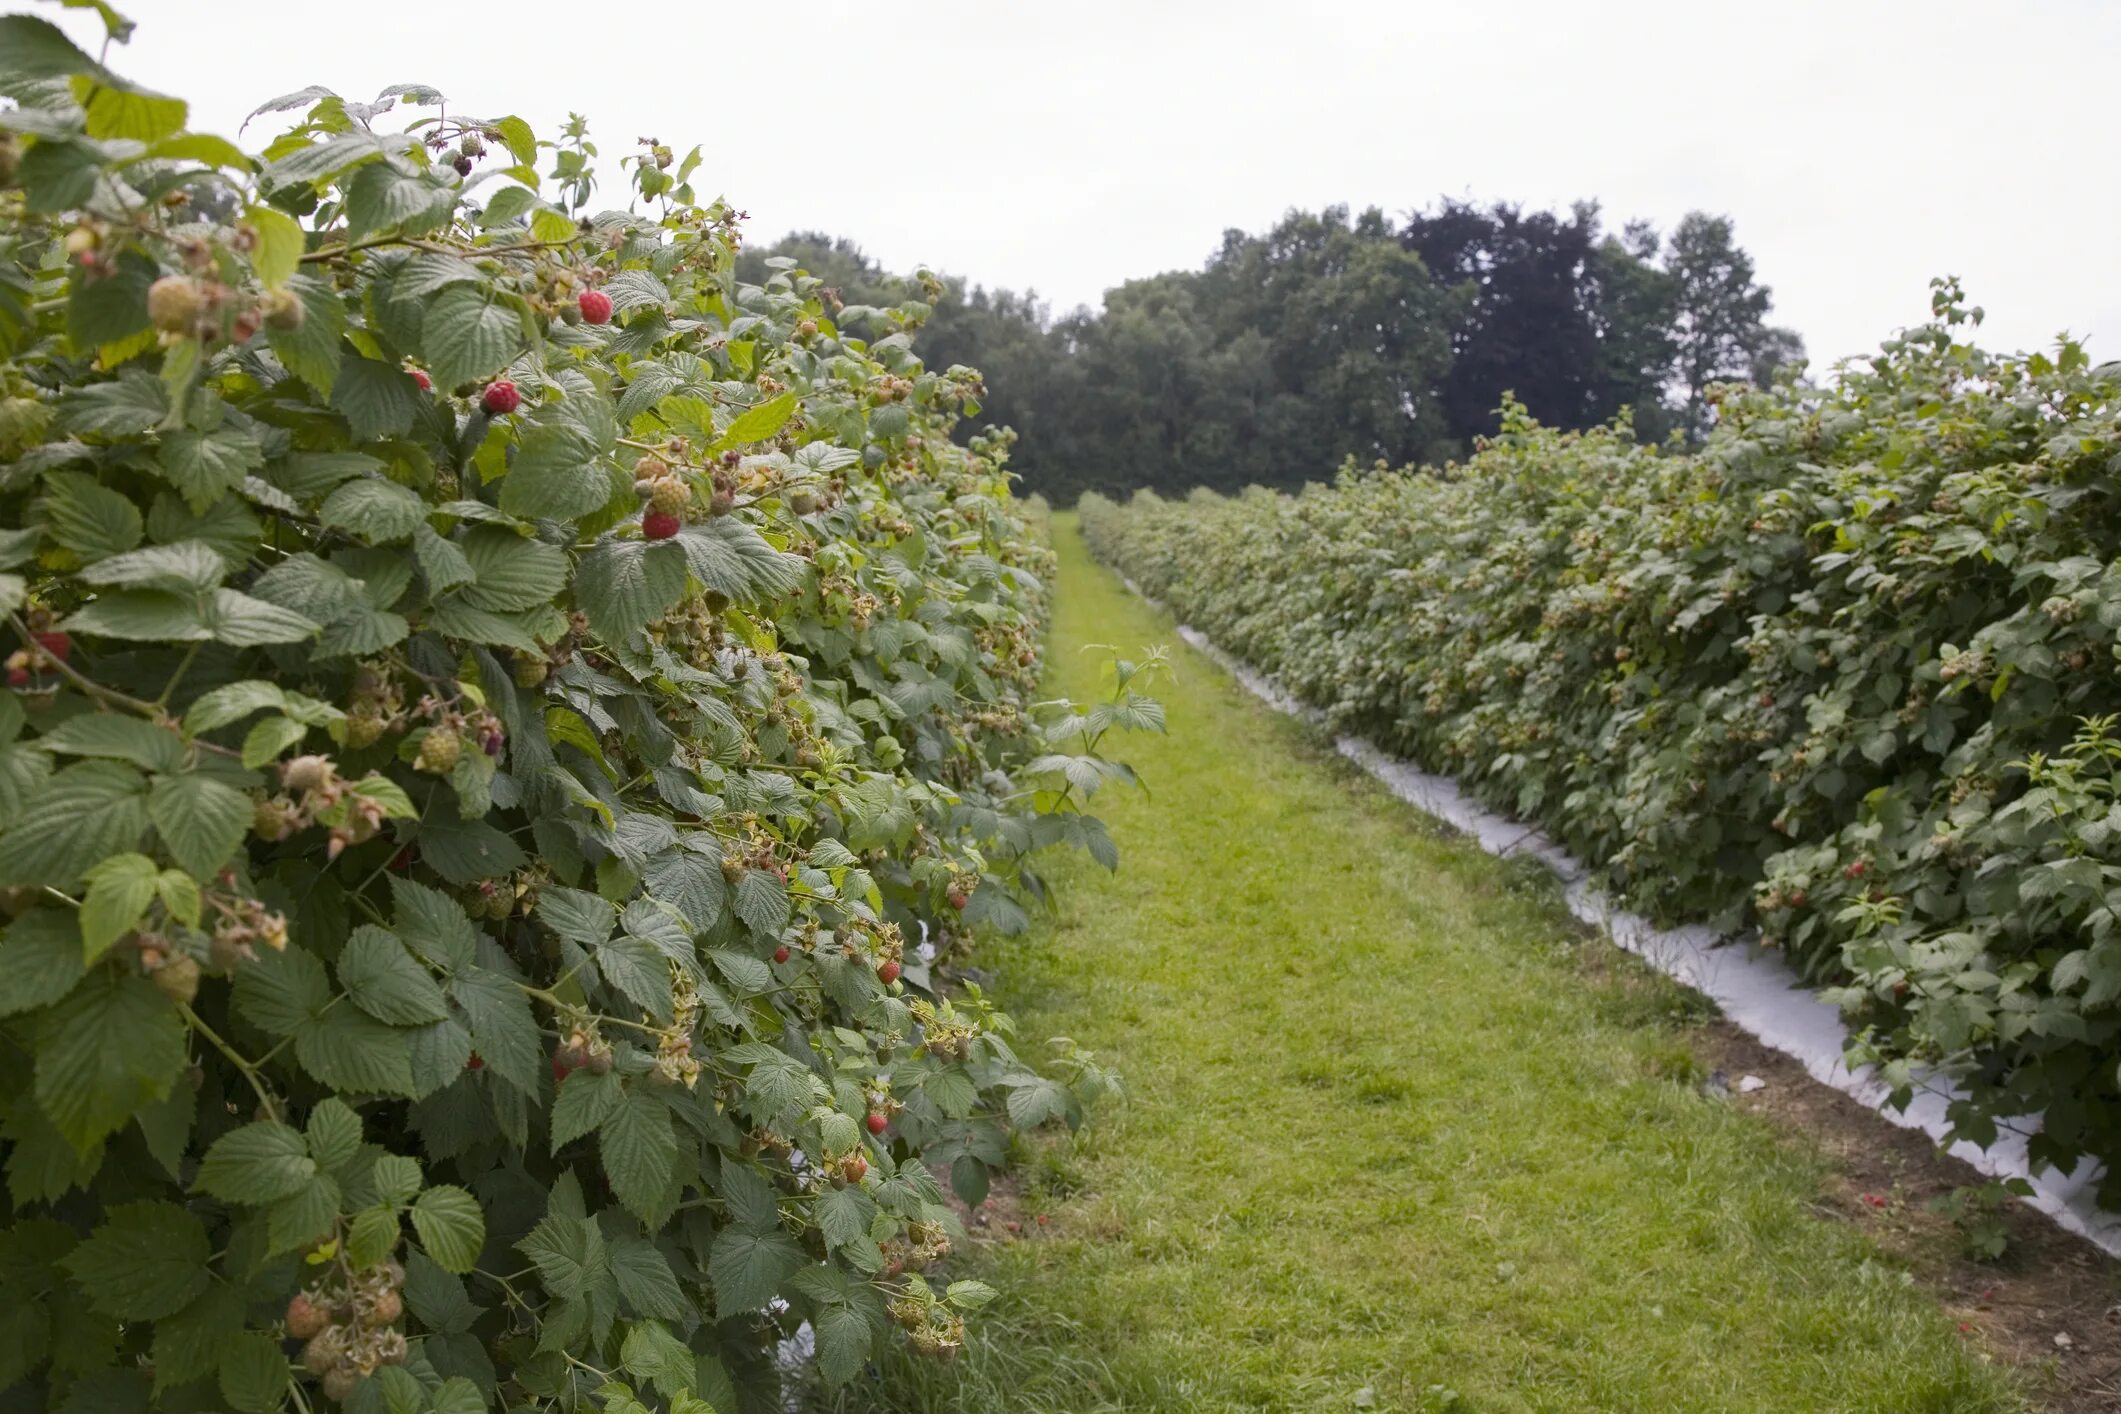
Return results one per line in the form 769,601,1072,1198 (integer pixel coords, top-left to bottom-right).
847,514,2025,1413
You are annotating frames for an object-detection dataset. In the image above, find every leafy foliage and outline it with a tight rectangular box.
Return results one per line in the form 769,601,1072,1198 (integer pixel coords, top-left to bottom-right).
0,15,1147,1412
1083,281,2121,1198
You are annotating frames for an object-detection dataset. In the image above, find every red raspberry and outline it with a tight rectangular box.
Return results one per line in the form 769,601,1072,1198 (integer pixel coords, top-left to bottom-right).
466,1053,484,1071
947,889,968,911
32,632,69,663
772,946,791,964
411,368,432,391
5,667,27,688
480,380,522,416
642,511,681,541
866,1112,888,1135
577,289,613,325
876,959,901,985
843,1155,867,1183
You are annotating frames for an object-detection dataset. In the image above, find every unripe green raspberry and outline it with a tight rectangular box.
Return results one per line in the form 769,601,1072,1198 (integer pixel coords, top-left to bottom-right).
415,731,462,774
649,478,692,517
150,954,200,1005
262,286,304,330
343,711,384,748
147,275,204,333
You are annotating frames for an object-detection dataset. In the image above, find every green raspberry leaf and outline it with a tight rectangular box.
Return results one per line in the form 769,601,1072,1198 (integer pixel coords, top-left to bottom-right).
194,1120,315,1204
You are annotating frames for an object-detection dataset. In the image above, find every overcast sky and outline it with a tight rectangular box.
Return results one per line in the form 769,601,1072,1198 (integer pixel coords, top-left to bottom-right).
44,0,2121,372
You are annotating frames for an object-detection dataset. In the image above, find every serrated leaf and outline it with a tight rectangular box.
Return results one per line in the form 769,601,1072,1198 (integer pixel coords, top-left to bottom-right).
331,356,422,441
151,1284,244,1393
305,1097,363,1172
209,586,316,645
218,1330,288,1414
208,589,316,644
339,925,450,1025
597,935,673,1021
295,1005,418,1095
813,1301,872,1389
497,426,616,521
518,1208,610,1305
711,392,798,451
947,1278,999,1310
538,886,615,949
393,878,481,972
424,286,525,393
600,1088,677,1223
573,537,687,642
0,758,147,888
403,1251,482,1334
233,943,331,1036
61,1201,208,1319
135,1074,194,1179
39,714,184,770
63,588,209,642
344,1206,399,1269
450,965,540,1094
78,852,158,961
322,476,427,544
182,679,287,733
676,518,804,604
618,1319,696,1399
85,86,186,144
456,524,568,610
815,1185,875,1250
708,947,770,994
550,1066,620,1150
732,868,789,938
268,273,347,394
35,970,183,1152
643,848,725,929
415,522,476,592
609,1233,687,1320
411,1184,485,1272
148,770,252,880
346,162,450,242
194,1120,315,1203
247,205,305,288
707,1226,801,1316
158,426,263,512
267,1172,341,1254
57,372,167,438
370,1153,424,1207
241,714,308,767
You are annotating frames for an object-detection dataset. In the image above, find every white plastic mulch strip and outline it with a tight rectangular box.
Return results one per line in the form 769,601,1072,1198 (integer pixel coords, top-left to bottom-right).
1126,586,2121,1256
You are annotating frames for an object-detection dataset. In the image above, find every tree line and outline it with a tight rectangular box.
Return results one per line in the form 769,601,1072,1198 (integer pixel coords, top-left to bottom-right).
743,200,1802,503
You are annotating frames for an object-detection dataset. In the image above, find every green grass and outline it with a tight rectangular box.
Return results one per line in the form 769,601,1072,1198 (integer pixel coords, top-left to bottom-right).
824,514,2027,1413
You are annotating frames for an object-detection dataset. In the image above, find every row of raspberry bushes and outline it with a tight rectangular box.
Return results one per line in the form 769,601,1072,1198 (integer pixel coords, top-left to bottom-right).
1082,281,2121,1197
0,13,1152,1414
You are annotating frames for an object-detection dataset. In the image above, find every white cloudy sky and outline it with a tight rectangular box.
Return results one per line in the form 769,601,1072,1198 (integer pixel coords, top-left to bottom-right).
44,0,2121,371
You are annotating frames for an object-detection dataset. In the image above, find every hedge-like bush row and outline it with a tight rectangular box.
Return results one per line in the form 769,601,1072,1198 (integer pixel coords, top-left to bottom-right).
1083,281,2121,1197
0,14,1152,1412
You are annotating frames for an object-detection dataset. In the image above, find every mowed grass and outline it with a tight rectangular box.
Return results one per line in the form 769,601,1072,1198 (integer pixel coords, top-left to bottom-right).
826,514,2026,1413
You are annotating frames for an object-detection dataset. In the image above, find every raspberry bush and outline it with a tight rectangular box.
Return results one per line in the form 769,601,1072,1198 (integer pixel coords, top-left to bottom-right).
0,12,1151,1411
1084,282,2121,1197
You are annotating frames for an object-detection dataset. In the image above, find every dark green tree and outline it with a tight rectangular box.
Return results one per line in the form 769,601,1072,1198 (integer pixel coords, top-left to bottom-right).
1663,213,1805,437
745,201,1800,498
